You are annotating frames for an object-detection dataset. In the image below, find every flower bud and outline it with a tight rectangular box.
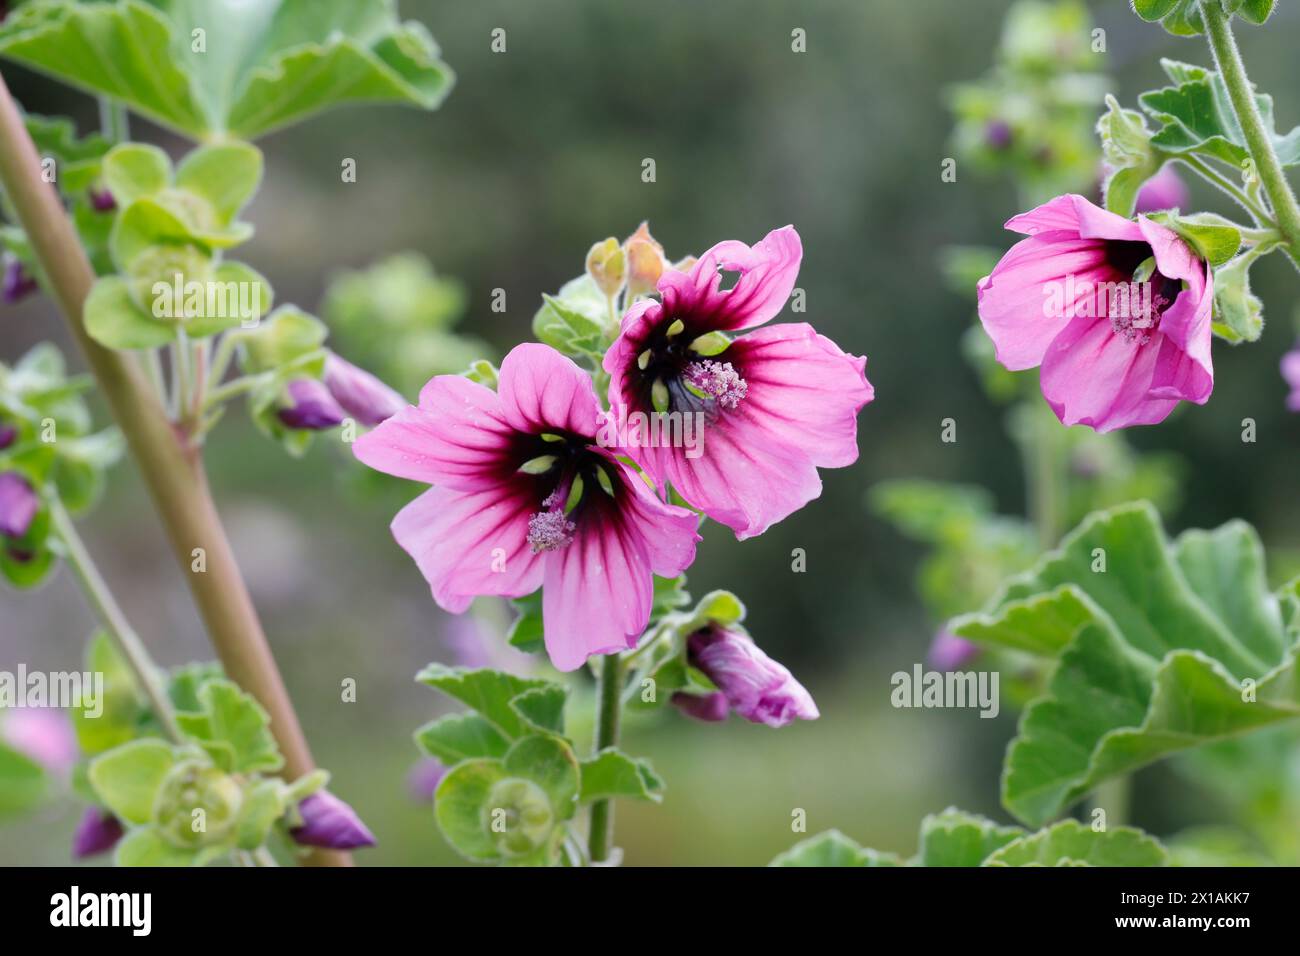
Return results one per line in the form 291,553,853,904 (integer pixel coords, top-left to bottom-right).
153,761,244,848
72,806,124,858
126,243,213,318
88,186,117,213
623,222,666,300
984,119,1013,151
1283,342,1300,413
324,352,405,426
585,237,626,298
1134,164,1190,214
290,790,376,849
670,690,730,722
0,471,39,539
277,379,346,430
484,777,553,859
0,422,17,451
2,256,37,304
928,630,980,671
686,627,818,728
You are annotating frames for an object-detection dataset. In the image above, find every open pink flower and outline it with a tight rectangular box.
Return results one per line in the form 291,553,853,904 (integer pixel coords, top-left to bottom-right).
977,194,1213,432
604,226,873,539
353,343,700,671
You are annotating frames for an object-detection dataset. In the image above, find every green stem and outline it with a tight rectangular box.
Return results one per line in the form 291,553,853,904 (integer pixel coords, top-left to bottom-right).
1200,1,1300,268
97,97,129,144
202,373,263,412
0,71,347,866
50,498,181,742
1026,409,1062,550
587,652,624,863
1175,154,1269,225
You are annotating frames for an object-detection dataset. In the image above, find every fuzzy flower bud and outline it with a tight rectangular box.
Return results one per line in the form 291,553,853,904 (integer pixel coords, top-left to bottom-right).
623,222,667,300
686,626,818,728
277,379,347,431
323,352,405,426
290,790,376,849
585,237,626,298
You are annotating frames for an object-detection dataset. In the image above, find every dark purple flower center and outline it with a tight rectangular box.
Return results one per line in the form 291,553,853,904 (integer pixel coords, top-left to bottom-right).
511,432,618,553
633,319,748,417
1102,239,1183,345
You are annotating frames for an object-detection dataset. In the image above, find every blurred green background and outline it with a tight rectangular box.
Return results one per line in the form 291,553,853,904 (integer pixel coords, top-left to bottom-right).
3,0,1299,865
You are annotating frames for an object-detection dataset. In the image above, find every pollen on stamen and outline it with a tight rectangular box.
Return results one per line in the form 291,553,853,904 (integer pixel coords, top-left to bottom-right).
527,509,576,552
683,360,748,409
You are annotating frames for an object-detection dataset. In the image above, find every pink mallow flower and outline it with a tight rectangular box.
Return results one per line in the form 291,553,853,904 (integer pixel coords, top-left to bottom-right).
977,194,1213,432
1282,343,1300,413
679,626,818,728
353,343,701,671
2,708,77,775
604,226,874,539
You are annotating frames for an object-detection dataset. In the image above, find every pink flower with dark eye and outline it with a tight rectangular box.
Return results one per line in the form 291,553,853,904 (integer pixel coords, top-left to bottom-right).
1282,343,1300,413
683,626,818,728
977,194,1213,432
0,472,39,539
353,343,701,671
604,226,874,539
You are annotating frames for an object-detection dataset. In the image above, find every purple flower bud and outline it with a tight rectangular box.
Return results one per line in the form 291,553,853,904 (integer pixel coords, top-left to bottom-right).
72,807,124,858
277,379,346,430
323,353,405,427
984,119,1013,151
0,422,17,451
290,791,376,849
407,758,447,802
88,186,117,213
686,627,818,728
2,708,78,775
0,472,39,539
928,630,981,671
1283,342,1300,413
670,690,730,722
2,257,38,304
1134,163,1190,214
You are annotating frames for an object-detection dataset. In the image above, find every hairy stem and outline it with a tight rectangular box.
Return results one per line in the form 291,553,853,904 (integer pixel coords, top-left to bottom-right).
1175,154,1268,225
0,72,348,866
1200,1,1300,268
50,498,181,742
587,652,624,863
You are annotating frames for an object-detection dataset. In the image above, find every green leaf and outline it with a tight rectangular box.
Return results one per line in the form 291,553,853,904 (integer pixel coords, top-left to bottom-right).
769,830,903,867
984,820,1168,867
433,758,508,862
506,592,544,654
238,306,327,373
917,808,1024,867
114,825,204,867
174,679,283,774
84,276,176,351
0,0,454,141
1133,0,1180,21
102,143,171,206
1212,251,1265,343
1140,59,1300,167
0,742,48,817
414,713,509,764
184,261,274,339
87,739,176,826
234,779,286,850
578,748,665,804
174,143,262,223
502,735,579,821
415,664,560,740
509,685,568,736
532,275,610,359
24,112,110,195
73,631,148,756
1153,212,1240,268
951,504,1300,826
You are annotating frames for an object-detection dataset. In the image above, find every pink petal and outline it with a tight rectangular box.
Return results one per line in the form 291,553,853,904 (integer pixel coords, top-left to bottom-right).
977,234,1111,370
498,343,604,437
391,485,544,613
1005,193,1144,243
541,455,699,671
656,226,802,333
352,375,513,490
1040,314,1176,431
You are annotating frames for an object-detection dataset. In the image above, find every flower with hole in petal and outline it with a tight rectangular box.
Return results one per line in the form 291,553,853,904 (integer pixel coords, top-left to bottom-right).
604,226,873,539
353,343,700,671
679,625,818,728
977,194,1213,432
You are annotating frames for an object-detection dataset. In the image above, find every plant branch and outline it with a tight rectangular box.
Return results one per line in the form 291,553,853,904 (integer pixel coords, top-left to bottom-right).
1200,1,1300,268
0,71,349,866
50,498,181,743
587,652,623,863
1174,154,1269,225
